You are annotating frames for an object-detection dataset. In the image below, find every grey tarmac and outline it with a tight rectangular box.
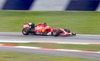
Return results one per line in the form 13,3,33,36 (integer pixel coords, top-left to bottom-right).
0,32,100,60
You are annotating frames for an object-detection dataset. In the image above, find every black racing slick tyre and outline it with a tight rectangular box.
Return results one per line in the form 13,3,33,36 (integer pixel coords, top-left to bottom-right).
52,30,60,36
64,29,70,33
72,33,76,36
22,28,30,35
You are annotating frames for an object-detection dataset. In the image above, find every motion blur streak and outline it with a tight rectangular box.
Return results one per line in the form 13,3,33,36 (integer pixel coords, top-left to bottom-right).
66,0,100,11
2,0,35,10
30,0,70,11
0,0,100,11
0,0,6,10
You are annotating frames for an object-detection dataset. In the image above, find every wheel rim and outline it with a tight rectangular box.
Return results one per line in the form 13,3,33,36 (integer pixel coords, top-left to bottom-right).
23,30,26,34
53,32,56,35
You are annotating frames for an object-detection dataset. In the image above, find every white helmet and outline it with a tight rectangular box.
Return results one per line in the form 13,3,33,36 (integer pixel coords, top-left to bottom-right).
29,23,32,25
46,26,50,29
29,23,34,26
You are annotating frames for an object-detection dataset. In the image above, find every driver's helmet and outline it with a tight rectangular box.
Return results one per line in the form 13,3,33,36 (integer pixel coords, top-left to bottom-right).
29,23,34,26
45,26,50,29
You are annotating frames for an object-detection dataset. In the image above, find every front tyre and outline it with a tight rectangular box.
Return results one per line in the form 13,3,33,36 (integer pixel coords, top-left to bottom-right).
64,29,70,33
71,33,76,36
52,30,60,36
22,28,30,35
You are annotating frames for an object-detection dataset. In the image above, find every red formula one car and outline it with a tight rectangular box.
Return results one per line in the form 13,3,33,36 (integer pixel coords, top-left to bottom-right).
22,23,76,36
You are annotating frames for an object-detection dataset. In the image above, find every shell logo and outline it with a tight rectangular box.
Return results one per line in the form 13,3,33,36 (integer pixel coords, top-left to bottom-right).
41,29,45,32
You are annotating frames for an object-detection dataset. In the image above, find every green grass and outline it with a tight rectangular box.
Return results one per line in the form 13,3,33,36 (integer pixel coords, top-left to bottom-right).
1,43,100,51
0,52,99,61
0,11,100,34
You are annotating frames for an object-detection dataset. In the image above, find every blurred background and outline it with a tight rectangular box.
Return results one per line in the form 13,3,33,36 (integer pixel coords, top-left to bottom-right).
0,0,100,11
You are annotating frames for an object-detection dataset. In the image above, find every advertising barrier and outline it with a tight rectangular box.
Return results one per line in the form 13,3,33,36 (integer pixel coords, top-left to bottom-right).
0,0,100,11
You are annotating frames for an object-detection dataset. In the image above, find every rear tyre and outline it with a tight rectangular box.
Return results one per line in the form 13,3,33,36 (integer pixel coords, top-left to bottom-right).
42,32,48,36
22,28,30,35
64,29,70,33
52,30,60,36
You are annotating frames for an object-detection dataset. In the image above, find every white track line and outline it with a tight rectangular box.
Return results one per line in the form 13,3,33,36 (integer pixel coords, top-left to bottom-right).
0,44,100,54
0,40,100,45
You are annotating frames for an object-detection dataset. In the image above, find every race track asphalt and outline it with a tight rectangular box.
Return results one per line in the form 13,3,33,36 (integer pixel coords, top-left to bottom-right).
0,32,100,60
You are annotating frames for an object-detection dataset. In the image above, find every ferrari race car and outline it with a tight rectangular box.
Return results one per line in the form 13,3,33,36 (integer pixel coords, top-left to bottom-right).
22,23,76,36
